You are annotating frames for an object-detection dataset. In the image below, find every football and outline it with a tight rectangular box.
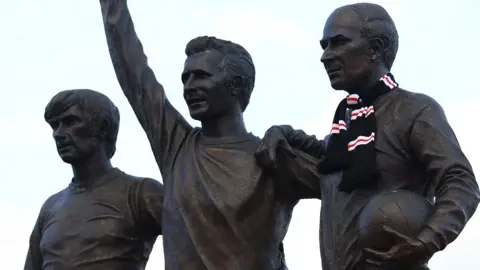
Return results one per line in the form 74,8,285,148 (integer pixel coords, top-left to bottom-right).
357,190,433,251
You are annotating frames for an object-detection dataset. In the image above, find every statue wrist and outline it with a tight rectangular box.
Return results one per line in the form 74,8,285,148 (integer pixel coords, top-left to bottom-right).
416,227,440,256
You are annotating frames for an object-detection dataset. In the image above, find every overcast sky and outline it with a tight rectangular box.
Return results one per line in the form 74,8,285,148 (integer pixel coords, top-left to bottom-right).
0,0,478,269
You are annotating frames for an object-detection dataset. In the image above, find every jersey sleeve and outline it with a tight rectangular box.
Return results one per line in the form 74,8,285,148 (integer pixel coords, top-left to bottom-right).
132,178,164,237
409,96,480,253
24,195,57,270
275,146,322,200
24,214,44,270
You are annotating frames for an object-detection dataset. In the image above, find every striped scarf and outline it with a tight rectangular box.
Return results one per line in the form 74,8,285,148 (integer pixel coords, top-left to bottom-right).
317,73,399,192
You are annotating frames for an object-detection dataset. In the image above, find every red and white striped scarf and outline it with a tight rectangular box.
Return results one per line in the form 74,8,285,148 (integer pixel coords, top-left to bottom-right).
317,73,398,192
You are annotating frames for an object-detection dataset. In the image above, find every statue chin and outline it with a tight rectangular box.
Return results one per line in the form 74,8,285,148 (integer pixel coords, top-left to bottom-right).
330,81,346,91
188,104,210,121
59,151,88,165
327,75,347,91
59,155,78,164
189,111,207,121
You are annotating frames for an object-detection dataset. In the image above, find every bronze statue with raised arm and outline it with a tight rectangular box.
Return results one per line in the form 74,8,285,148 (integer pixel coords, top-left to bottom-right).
99,0,320,269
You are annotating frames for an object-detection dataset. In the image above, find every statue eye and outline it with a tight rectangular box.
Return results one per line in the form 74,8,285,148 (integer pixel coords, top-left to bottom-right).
194,71,211,79
63,115,81,126
332,38,348,46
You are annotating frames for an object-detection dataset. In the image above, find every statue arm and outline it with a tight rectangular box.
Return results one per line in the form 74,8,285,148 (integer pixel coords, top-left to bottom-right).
100,0,192,174
275,146,322,200
24,209,45,270
271,125,326,158
134,178,164,237
409,98,480,254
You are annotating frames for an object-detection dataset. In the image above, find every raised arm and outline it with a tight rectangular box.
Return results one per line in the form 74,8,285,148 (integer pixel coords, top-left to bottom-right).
100,0,192,173
410,97,480,254
24,211,44,270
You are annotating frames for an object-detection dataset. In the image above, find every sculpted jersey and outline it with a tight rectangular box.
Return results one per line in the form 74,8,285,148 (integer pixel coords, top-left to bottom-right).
99,1,318,269
161,130,301,269
279,88,480,270
24,168,164,270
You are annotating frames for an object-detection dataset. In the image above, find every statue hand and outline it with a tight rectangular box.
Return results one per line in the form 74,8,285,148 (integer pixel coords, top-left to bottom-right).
254,127,295,169
364,226,430,268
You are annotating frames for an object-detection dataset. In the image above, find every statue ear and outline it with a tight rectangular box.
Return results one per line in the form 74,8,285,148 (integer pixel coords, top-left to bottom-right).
369,38,384,62
97,119,110,140
229,76,244,96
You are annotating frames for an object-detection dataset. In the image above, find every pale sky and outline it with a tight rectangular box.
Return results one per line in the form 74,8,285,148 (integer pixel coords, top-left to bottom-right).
1,0,479,269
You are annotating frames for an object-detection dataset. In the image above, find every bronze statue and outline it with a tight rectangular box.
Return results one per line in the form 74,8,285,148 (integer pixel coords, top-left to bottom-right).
255,3,480,270
24,89,164,270
99,0,319,269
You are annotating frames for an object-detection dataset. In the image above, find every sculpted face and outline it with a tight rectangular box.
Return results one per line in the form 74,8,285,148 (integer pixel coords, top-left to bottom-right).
182,50,238,121
320,7,373,91
47,105,101,164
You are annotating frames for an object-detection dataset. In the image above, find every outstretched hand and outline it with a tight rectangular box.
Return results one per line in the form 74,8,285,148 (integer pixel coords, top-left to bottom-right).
254,127,295,169
364,226,431,268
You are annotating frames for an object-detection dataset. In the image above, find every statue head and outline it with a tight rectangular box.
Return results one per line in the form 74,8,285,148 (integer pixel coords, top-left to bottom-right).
182,36,256,121
44,89,120,164
320,3,398,92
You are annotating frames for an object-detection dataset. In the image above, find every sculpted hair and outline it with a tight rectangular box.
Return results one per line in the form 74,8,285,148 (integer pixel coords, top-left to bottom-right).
44,89,120,159
348,3,399,70
185,36,256,112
